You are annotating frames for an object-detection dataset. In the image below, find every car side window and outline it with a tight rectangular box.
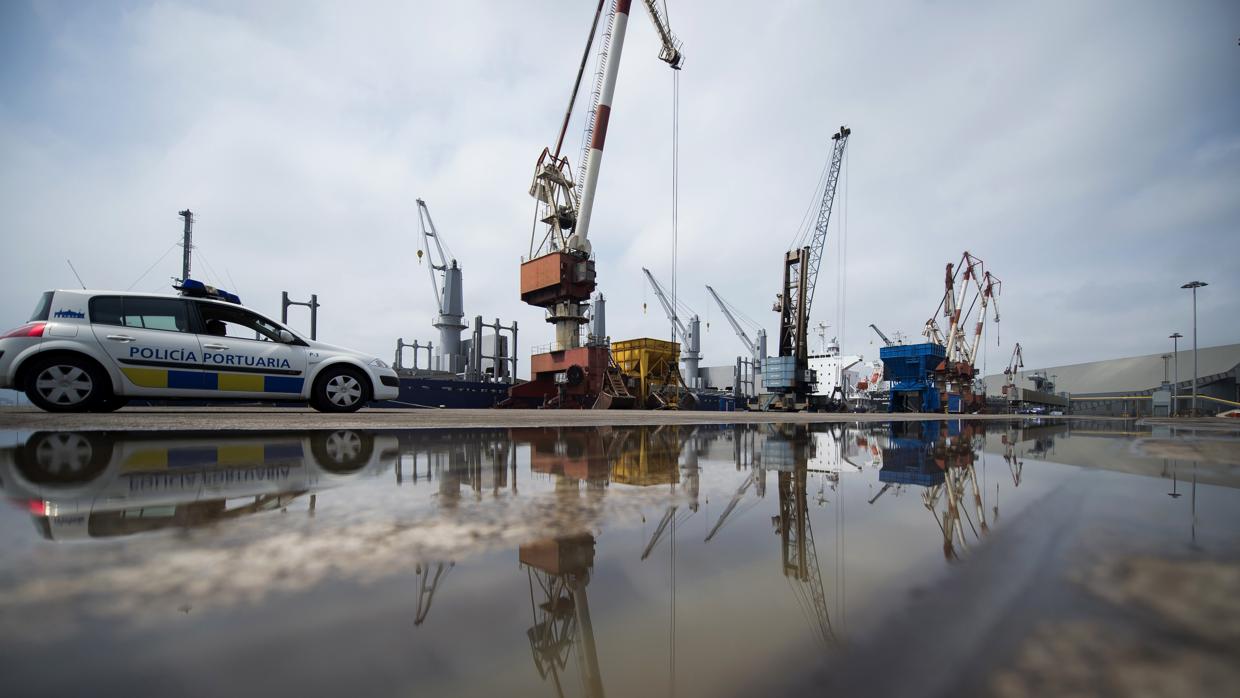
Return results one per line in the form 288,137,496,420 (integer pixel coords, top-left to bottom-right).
90,297,189,333
196,303,284,342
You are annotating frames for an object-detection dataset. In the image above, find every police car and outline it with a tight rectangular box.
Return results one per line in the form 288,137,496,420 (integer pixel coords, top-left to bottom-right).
0,281,399,412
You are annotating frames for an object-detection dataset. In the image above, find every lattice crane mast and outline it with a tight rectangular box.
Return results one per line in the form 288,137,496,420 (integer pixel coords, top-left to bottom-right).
775,126,851,364
513,0,683,408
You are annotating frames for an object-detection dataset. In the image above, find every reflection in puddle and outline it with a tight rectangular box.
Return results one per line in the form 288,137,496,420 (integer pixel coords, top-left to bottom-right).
0,419,1234,697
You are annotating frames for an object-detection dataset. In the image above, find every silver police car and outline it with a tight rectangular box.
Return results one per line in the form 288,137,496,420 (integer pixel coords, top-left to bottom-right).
0,282,399,412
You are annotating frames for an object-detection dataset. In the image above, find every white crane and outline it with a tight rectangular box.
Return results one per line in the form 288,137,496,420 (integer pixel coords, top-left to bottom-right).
416,198,466,373
869,324,893,347
706,284,767,386
642,267,700,388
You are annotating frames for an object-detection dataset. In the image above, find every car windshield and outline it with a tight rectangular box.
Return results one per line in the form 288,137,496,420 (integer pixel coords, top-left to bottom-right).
197,303,286,342
29,291,53,322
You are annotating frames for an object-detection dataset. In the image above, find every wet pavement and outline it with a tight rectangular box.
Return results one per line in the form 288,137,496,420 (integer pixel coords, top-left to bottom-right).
0,419,1237,697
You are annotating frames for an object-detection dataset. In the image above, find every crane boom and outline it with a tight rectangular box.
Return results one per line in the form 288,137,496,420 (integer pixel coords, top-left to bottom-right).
803,126,851,315
643,267,687,340
869,323,893,347
642,267,702,387
417,198,466,372
416,198,451,312
706,285,756,356
572,0,683,251
640,0,684,68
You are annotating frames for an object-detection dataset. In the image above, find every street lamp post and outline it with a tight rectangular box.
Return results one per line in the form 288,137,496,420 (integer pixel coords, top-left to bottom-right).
1169,332,1182,417
1180,282,1207,416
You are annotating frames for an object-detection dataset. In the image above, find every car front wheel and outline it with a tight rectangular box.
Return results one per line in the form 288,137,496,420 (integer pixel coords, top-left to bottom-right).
24,356,109,413
310,366,370,413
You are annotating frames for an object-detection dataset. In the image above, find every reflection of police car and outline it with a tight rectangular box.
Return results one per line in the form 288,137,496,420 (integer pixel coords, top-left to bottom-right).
1,429,399,540
0,281,399,412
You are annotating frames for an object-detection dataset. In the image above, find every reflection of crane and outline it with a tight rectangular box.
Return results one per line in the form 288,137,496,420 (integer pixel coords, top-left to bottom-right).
522,535,603,698
703,472,757,542
642,267,701,388
416,198,467,373
706,284,768,384
413,561,453,625
774,468,834,648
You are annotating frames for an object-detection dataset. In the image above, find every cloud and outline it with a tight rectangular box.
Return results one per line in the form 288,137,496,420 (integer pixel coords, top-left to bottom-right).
1,0,1237,377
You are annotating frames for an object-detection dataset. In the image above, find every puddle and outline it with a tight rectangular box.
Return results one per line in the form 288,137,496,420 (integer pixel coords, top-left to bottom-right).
0,420,1236,697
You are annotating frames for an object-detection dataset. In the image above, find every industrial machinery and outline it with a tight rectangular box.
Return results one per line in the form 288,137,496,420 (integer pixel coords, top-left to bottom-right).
774,466,835,649
764,126,851,411
642,268,701,388
522,534,603,698
1002,342,1024,405
706,284,768,394
611,337,685,409
509,0,683,408
415,198,467,373
869,324,894,347
881,251,1001,413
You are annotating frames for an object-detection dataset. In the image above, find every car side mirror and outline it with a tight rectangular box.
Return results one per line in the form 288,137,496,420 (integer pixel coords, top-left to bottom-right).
279,329,295,343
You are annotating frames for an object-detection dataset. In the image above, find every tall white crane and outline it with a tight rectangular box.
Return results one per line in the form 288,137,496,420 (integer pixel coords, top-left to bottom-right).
706,284,767,382
416,198,466,373
642,267,701,388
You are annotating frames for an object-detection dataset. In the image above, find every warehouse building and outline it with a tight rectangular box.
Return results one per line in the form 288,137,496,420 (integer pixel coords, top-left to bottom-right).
982,343,1240,416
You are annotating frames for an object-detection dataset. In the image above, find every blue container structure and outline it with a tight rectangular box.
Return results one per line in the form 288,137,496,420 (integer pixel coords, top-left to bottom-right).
879,342,946,412
761,355,800,390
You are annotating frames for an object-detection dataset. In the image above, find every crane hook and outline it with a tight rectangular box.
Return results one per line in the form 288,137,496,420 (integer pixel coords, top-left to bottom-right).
416,249,423,264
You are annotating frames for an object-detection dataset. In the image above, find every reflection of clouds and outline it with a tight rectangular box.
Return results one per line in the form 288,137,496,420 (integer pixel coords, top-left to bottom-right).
0,481,687,642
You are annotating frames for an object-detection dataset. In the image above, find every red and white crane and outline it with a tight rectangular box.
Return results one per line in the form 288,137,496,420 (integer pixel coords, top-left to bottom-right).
923,250,1001,368
512,0,683,408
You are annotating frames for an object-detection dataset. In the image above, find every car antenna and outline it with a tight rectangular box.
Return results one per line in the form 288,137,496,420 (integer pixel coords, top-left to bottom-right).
66,259,87,289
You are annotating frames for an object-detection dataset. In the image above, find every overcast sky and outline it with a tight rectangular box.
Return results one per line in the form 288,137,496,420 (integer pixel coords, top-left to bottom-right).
2,0,1237,381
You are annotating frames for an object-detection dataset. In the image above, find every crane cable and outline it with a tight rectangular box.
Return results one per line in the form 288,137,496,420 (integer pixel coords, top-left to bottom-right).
670,66,680,347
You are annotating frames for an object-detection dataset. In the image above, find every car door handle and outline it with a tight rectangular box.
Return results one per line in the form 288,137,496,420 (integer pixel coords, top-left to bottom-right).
202,343,229,350
106,334,136,342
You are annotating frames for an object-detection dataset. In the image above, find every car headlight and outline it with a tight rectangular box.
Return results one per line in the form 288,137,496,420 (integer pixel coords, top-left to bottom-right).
368,358,390,369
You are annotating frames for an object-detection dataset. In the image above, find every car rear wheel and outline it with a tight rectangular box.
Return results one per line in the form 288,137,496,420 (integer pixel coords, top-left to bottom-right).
24,356,109,413
310,366,370,413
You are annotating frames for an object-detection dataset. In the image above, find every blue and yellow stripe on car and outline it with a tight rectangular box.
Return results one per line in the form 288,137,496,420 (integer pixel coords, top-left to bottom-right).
121,367,304,393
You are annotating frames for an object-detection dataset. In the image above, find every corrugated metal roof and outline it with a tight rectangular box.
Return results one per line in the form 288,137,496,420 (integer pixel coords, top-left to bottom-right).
982,343,1240,396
